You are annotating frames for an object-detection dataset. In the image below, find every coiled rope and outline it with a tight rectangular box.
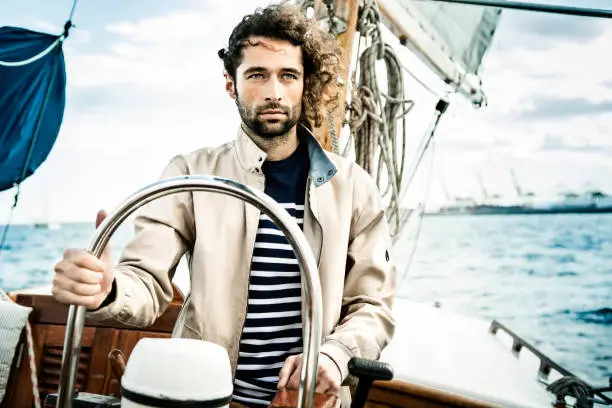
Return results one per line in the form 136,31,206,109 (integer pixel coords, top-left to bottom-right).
547,376,595,408
348,0,415,240
301,0,444,243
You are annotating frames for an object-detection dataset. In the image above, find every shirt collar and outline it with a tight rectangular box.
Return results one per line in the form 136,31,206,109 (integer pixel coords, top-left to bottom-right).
235,123,337,187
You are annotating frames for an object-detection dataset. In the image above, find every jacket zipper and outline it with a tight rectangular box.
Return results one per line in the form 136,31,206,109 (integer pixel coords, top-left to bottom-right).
234,272,251,380
307,176,324,268
233,172,263,380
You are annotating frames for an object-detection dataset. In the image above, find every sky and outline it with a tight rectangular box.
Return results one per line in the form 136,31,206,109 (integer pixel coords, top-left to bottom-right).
1,0,611,224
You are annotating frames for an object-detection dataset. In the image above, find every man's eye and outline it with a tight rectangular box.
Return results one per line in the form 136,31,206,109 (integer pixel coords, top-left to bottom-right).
248,73,264,79
282,73,298,80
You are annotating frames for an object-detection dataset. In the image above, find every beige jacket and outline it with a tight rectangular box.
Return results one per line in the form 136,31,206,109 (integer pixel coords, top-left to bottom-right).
87,125,397,392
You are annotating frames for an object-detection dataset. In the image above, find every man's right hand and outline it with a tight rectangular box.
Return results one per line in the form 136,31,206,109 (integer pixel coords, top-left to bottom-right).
52,210,115,310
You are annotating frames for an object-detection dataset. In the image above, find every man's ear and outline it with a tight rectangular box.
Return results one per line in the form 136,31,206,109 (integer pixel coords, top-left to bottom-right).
224,72,237,100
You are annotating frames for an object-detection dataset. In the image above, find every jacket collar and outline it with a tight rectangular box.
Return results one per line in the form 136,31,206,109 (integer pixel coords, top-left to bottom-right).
235,123,337,187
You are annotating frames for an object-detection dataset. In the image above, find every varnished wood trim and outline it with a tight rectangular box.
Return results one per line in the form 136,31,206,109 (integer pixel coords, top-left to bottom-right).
367,380,495,408
13,285,183,333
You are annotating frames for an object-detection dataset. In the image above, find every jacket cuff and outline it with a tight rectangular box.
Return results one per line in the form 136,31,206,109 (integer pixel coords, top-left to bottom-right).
85,271,126,322
320,340,354,382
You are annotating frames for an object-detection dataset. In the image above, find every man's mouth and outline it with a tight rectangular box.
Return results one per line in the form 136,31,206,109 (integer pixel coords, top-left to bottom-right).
260,109,285,114
259,109,286,119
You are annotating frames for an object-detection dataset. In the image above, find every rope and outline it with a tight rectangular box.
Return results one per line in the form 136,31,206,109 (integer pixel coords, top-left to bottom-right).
397,99,449,206
25,322,41,408
0,0,75,253
546,376,594,408
0,0,78,67
0,48,62,261
394,99,448,285
349,0,415,240
327,110,341,154
398,138,436,286
0,186,20,261
323,0,338,34
0,37,63,67
397,58,444,99
67,0,79,21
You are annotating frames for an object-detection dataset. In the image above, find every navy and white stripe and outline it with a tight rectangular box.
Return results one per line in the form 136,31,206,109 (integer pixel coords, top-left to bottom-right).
232,203,305,407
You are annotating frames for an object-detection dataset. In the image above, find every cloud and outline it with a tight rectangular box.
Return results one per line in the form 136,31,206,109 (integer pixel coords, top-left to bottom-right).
106,13,213,44
512,14,603,40
3,0,612,223
438,138,505,151
427,8,612,207
481,15,612,107
32,20,60,33
64,2,271,91
495,11,606,51
516,97,612,119
539,134,612,154
29,20,91,44
524,72,563,81
0,1,275,223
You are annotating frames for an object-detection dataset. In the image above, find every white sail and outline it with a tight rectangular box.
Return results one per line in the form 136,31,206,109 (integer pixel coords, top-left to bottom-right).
377,0,502,106
405,1,501,74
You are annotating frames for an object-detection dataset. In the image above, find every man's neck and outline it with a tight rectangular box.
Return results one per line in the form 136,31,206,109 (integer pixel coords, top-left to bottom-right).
243,124,299,161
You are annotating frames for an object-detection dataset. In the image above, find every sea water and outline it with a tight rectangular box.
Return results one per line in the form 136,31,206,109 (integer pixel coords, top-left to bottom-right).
1,213,610,386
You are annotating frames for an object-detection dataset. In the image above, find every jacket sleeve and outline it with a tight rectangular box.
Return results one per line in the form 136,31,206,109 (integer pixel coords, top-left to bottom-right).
320,165,397,382
85,155,195,327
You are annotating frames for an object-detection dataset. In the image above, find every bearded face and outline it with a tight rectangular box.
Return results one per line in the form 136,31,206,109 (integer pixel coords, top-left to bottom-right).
236,97,302,138
229,37,305,138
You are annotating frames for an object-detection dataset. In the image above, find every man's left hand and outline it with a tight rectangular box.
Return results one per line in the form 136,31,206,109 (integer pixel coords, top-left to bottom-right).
277,353,342,395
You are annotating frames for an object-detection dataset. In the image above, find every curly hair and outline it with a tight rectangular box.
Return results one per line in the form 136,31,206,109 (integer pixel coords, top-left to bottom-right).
218,2,342,128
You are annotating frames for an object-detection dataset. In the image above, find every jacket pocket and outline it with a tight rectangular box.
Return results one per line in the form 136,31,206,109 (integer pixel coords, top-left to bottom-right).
182,323,203,340
172,293,203,340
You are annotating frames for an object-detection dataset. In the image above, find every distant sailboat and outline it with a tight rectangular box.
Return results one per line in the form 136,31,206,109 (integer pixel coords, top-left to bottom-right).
32,179,60,229
33,221,60,230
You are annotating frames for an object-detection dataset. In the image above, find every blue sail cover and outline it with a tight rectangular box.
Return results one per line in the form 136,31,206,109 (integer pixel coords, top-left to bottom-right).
0,26,66,192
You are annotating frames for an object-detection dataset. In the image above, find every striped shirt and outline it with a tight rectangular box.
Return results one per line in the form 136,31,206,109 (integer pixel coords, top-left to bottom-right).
232,141,309,407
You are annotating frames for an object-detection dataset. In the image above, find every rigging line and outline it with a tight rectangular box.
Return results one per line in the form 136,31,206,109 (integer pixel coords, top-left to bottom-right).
0,0,76,259
0,186,20,261
0,0,78,67
0,0,78,66
17,53,62,190
397,138,436,287
397,99,447,207
0,37,62,67
68,0,79,21
417,0,612,19
0,49,62,261
396,56,444,99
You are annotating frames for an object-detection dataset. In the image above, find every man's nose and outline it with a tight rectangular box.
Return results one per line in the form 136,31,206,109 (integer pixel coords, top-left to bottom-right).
264,78,283,102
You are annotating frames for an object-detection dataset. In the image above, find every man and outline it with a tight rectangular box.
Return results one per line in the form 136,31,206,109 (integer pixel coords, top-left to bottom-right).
52,3,396,407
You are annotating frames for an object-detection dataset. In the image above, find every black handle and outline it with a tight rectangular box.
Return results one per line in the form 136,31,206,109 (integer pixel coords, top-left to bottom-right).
348,357,394,408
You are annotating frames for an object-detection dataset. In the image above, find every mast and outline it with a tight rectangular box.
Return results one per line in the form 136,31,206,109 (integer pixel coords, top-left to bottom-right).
509,168,523,198
477,172,489,200
440,176,452,201
312,0,360,151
